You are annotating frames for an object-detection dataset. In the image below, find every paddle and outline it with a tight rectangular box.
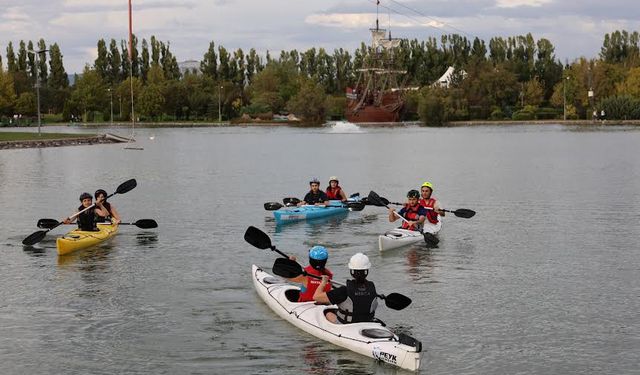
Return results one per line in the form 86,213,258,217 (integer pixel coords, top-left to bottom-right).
272,257,412,311
368,191,439,247
383,200,475,218
22,179,137,246
283,197,301,207
264,202,283,211
37,218,157,229
368,191,475,218
244,225,290,258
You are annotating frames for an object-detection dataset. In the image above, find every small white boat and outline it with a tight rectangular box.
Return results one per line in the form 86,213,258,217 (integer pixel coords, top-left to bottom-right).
251,265,422,371
378,217,442,252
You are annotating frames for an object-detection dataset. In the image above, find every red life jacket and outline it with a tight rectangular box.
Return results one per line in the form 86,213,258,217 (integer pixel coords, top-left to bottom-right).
298,265,333,302
326,186,343,200
401,204,422,231
419,198,439,224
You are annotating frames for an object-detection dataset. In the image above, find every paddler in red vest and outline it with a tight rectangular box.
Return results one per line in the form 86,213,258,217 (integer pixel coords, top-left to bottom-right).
287,246,333,302
325,176,348,202
419,181,444,225
388,190,428,231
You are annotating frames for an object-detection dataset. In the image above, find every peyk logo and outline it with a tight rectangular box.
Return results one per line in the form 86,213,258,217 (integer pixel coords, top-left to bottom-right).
372,346,397,364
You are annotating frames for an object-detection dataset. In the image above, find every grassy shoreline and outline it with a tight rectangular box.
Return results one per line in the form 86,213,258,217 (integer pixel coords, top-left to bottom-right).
0,132,96,142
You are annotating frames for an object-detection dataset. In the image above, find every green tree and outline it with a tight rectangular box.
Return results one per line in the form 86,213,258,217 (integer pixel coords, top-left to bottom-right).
523,77,545,106
218,46,231,81
201,41,218,79
108,39,122,85
286,77,326,122
6,42,17,72
616,66,640,98
94,39,108,79
116,76,143,121
37,39,48,84
245,48,260,85
48,44,68,89
0,68,17,115
17,41,27,72
140,38,150,82
27,41,37,81
71,66,106,120
15,91,36,115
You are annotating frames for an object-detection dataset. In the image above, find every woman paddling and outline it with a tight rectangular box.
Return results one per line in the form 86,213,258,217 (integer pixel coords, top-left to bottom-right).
287,246,333,302
326,176,348,202
94,189,121,224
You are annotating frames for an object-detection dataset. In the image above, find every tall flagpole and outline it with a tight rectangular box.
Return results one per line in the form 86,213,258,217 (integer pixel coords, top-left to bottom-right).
128,0,135,139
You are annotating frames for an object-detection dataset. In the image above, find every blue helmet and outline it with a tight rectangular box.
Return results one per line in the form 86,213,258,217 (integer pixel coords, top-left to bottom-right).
309,246,328,260
309,245,328,270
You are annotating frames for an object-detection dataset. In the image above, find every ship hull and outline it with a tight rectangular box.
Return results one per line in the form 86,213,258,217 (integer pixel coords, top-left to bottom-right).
345,92,403,123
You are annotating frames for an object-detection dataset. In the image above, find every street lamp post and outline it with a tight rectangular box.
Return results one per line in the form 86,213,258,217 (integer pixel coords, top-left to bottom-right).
108,88,114,125
28,49,48,136
563,76,569,121
218,86,223,122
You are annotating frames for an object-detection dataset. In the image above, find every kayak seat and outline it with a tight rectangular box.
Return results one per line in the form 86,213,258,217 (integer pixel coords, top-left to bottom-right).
361,328,394,339
263,277,282,285
284,289,300,302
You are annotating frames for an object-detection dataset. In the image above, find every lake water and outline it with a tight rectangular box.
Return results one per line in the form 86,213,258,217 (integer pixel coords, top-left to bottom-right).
1,123,639,374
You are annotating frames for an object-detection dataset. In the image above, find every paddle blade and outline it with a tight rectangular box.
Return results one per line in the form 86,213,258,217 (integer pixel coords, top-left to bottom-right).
349,192,360,199
264,202,283,211
22,230,47,246
367,191,389,207
37,218,59,229
283,197,301,207
384,293,412,310
114,179,137,195
133,219,158,229
423,232,440,247
452,208,476,218
272,257,304,278
347,201,365,211
244,226,272,249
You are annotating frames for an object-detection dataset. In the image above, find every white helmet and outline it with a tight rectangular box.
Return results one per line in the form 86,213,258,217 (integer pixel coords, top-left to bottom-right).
348,253,371,270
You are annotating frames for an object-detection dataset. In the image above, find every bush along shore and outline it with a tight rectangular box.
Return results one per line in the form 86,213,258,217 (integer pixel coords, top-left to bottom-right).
0,133,129,150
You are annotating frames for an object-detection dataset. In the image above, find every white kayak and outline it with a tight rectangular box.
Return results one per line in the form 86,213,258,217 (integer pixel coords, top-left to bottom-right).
251,265,422,372
378,217,442,252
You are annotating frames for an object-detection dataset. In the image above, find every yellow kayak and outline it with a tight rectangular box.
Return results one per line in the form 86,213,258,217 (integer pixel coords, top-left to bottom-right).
56,222,119,256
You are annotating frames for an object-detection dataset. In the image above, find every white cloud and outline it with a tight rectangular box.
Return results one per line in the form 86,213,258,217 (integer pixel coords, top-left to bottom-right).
495,0,552,8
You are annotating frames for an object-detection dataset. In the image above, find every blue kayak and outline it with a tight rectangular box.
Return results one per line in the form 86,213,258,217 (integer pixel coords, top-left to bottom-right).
273,200,349,225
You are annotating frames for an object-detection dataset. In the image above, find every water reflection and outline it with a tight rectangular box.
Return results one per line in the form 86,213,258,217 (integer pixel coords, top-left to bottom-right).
136,232,158,247
405,247,436,282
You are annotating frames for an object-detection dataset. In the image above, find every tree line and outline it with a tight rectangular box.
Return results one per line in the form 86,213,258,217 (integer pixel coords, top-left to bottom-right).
1,29,639,125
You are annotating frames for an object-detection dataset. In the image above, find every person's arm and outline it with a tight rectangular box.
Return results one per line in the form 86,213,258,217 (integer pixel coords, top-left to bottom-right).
434,200,445,216
94,199,109,218
339,189,348,202
320,191,329,206
388,207,402,222
110,204,121,223
286,256,308,285
313,275,332,304
299,192,310,206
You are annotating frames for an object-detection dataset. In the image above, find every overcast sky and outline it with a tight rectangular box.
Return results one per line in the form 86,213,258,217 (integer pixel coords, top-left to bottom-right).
1,0,638,74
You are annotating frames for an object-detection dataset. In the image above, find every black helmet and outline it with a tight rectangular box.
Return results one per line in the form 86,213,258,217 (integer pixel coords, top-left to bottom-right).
79,192,92,201
94,189,108,199
407,189,420,199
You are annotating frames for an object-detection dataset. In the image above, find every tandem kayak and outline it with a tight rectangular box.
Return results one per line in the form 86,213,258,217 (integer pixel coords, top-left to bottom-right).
56,222,118,256
252,265,422,371
378,217,442,252
273,200,349,225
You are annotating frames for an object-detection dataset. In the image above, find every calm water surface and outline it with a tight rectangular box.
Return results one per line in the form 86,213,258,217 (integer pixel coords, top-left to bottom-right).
1,124,639,374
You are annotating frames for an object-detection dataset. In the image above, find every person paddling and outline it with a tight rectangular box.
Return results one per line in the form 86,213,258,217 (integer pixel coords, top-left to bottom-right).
313,253,378,324
388,190,428,231
287,246,333,302
419,181,444,225
95,189,121,224
63,192,109,231
299,178,329,206
326,176,348,202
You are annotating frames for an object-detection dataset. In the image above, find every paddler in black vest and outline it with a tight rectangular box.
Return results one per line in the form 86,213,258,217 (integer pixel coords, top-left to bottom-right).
63,192,109,231
95,189,121,224
299,178,329,206
313,253,378,324
388,189,428,231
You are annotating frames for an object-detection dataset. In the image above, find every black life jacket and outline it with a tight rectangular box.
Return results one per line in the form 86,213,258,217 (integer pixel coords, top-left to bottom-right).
76,205,98,231
336,280,378,324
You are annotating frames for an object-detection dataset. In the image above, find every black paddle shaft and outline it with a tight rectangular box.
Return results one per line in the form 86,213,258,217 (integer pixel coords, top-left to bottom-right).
272,258,412,310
